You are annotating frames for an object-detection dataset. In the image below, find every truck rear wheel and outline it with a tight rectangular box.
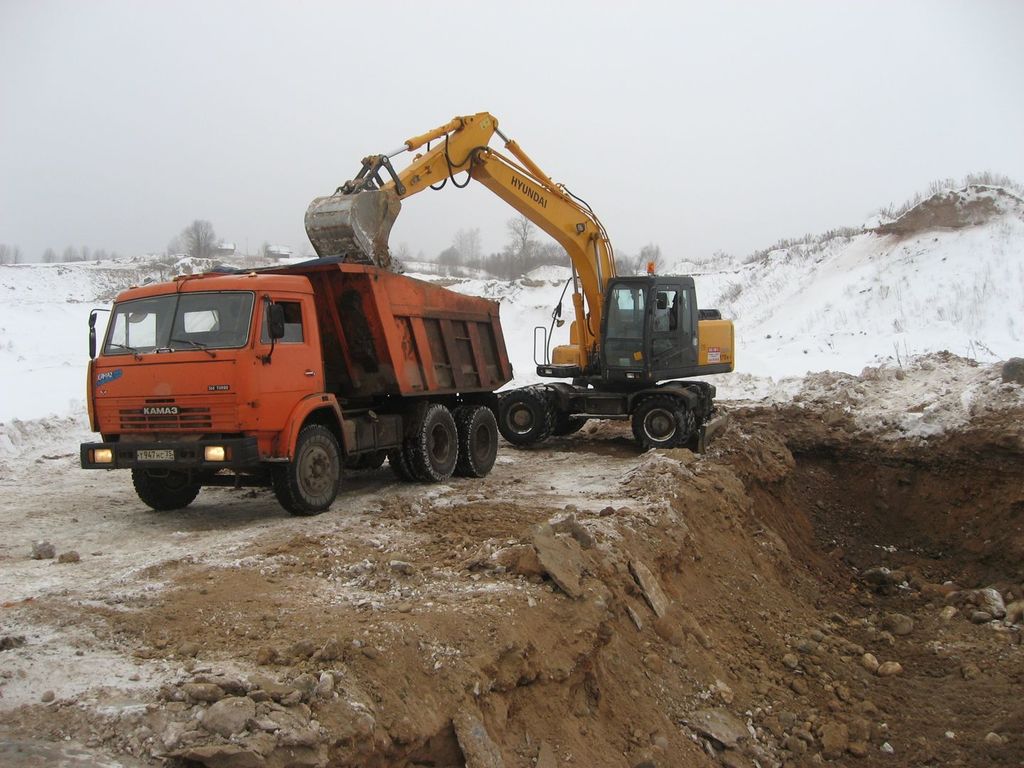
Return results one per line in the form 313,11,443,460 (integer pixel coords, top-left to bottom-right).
408,403,459,482
454,406,498,478
631,395,694,450
131,468,201,511
497,389,553,446
273,424,341,516
388,446,417,481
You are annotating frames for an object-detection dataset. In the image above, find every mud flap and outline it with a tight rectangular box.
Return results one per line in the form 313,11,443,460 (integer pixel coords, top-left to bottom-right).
304,188,401,268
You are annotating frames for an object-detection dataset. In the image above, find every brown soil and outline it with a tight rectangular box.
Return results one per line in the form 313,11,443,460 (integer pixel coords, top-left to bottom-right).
1,394,1023,767
872,185,1024,236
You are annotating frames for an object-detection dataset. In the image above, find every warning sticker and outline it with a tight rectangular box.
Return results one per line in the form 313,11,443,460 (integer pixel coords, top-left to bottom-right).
707,347,721,363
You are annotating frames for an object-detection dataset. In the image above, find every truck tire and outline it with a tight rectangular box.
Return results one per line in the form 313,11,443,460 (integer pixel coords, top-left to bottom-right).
454,406,498,478
131,468,201,511
631,395,694,450
388,446,417,481
273,424,341,516
497,389,554,446
552,411,588,436
408,403,459,482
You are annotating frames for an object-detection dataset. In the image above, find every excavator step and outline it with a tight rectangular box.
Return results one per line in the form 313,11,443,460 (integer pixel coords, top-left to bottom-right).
536,363,583,378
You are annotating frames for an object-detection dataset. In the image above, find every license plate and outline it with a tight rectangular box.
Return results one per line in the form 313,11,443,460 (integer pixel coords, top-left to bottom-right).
137,449,174,461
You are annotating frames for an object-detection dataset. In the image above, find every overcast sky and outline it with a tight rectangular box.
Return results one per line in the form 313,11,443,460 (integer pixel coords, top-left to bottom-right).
2,0,1023,264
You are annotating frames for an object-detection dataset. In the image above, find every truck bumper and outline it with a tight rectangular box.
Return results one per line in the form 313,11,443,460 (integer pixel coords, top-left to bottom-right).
80,437,261,471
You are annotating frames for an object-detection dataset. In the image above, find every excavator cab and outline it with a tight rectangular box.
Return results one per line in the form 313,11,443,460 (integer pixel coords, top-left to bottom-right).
599,276,699,388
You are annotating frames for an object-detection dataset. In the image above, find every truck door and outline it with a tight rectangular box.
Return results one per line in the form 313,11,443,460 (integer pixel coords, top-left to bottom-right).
254,296,321,431
649,284,697,377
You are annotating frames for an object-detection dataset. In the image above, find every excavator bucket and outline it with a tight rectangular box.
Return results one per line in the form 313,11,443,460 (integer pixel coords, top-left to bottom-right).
304,188,401,270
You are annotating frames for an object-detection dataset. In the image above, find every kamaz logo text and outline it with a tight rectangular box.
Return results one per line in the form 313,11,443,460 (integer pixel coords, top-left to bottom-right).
143,406,179,416
510,176,548,209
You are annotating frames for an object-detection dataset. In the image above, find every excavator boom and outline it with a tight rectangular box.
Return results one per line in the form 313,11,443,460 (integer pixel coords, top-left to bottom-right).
303,112,615,370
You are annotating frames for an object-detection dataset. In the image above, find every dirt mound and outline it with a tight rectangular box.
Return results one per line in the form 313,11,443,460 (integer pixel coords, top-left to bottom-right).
871,185,1024,237
2,364,1023,767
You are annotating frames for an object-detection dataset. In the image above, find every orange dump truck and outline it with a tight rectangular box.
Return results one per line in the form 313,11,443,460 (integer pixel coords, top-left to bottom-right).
80,258,512,515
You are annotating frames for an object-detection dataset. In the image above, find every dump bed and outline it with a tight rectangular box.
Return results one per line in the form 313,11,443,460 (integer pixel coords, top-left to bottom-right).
271,259,512,400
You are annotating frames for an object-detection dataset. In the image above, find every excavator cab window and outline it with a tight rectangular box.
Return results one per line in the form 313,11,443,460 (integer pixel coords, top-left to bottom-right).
649,282,697,376
603,284,647,368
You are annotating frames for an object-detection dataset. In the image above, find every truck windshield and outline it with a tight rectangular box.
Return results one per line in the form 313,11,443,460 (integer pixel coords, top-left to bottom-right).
103,291,255,355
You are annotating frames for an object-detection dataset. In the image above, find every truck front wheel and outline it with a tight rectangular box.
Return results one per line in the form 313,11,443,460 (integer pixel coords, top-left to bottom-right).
631,395,694,450
273,425,341,516
454,406,498,478
131,468,201,511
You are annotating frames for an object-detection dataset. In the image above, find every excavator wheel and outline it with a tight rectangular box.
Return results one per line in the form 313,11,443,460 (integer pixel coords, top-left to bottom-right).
552,411,588,437
631,395,695,450
497,388,554,447
453,405,499,478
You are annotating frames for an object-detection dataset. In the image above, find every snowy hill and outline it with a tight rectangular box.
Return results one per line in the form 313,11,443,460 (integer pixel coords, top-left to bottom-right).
676,184,1024,387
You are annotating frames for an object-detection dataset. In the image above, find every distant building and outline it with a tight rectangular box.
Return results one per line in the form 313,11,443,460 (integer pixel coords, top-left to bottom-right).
267,245,293,260
214,242,236,256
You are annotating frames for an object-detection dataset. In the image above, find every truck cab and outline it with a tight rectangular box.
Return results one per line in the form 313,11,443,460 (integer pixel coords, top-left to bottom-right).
81,262,511,516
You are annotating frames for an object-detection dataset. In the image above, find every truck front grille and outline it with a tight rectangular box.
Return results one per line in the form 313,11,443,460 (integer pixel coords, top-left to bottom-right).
119,403,213,430
99,395,238,433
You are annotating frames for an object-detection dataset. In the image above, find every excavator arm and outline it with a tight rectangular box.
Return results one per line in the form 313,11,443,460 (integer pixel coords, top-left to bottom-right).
304,112,615,371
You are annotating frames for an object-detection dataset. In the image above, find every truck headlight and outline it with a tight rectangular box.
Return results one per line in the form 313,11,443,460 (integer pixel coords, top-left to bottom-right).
92,448,114,464
204,446,228,462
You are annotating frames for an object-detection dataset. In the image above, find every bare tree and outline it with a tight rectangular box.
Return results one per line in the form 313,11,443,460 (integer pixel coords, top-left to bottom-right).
180,220,218,259
453,228,482,262
437,246,462,276
13,246,21,264
80,245,91,262
506,215,537,260
392,242,411,263
42,247,58,263
0,244,9,264
62,246,79,263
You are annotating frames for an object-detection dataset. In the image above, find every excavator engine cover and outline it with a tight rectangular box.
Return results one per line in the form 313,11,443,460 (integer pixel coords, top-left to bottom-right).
304,188,401,269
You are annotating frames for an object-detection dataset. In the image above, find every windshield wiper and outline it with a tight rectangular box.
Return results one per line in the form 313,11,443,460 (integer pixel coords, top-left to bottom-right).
170,337,217,358
108,343,142,359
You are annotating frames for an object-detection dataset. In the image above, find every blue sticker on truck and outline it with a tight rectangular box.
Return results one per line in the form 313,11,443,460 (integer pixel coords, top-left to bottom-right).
96,369,123,387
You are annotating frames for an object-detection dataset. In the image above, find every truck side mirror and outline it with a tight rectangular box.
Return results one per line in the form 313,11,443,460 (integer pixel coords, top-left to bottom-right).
88,311,98,359
267,303,286,340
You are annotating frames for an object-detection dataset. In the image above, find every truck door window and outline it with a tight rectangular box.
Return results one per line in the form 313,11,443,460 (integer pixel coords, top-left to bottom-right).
261,301,304,343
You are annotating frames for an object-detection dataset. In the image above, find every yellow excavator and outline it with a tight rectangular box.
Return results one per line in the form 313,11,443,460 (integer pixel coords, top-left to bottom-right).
304,112,734,450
